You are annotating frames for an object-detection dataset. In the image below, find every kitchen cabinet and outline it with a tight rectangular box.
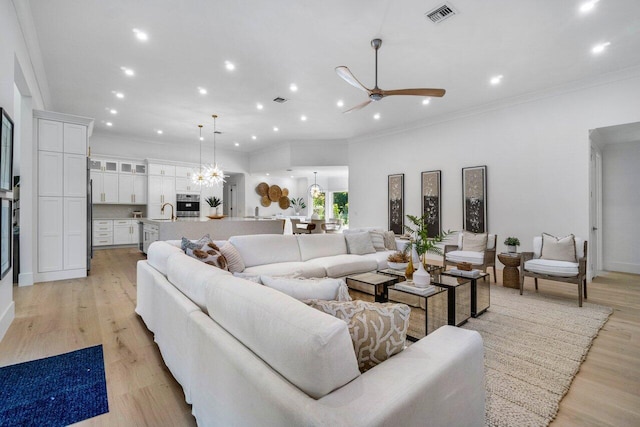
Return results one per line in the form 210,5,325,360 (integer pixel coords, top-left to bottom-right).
113,220,140,245
119,161,146,175
175,165,193,179
64,153,87,197
93,220,113,246
63,123,88,154
38,151,63,196
118,174,147,204
148,163,175,177
38,196,64,272
64,197,86,269
175,177,200,193
91,171,118,203
89,158,118,173
148,175,176,219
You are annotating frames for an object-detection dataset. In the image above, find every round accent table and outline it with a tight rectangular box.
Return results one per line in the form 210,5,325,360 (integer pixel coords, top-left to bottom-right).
498,253,522,289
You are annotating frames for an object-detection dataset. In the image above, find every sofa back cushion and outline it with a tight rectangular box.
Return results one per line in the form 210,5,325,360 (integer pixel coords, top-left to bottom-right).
228,234,301,267
206,276,360,399
147,241,183,275
345,232,376,255
297,234,347,261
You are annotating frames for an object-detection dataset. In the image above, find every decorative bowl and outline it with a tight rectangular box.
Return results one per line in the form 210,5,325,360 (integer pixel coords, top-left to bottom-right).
387,262,409,271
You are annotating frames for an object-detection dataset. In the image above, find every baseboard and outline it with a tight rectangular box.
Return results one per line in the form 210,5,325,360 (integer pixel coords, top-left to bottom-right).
603,261,640,275
0,301,15,342
34,269,87,283
18,272,34,287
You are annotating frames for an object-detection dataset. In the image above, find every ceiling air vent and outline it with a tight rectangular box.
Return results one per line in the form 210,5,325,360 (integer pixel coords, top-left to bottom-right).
425,3,457,24
273,97,288,103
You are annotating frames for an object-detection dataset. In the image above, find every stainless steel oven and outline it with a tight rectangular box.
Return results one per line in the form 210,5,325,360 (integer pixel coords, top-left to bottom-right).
176,194,200,217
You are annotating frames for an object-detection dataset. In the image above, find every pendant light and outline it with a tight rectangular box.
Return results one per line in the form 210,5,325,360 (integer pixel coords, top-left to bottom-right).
191,124,211,187
204,114,226,186
308,171,323,198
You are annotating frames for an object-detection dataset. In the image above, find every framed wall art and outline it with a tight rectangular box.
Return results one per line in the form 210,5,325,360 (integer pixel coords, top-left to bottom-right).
421,170,441,238
0,198,11,280
0,108,14,192
462,165,487,233
388,173,404,235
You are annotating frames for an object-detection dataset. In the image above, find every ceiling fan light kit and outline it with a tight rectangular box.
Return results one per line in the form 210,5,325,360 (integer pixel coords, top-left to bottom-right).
336,38,446,113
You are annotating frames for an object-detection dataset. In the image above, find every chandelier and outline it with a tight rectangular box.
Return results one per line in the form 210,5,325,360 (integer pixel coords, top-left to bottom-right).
204,114,226,186
191,124,211,187
308,171,323,198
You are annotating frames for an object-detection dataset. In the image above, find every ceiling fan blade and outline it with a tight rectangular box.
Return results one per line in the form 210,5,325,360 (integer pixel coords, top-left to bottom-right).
382,88,446,97
335,66,371,93
342,99,372,114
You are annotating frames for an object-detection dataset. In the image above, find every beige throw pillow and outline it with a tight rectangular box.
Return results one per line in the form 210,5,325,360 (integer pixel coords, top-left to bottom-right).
369,231,387,252
306,300,410,372
345,232,376,255
219,242,245,273
383,231,397,250
462,231,488,252
541,233,577,262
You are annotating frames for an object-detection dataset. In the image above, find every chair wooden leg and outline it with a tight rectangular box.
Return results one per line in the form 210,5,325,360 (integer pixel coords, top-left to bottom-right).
493,265,497,283
519,277,524,295
534,278,538,291
578,281,583,307
583,279,588,300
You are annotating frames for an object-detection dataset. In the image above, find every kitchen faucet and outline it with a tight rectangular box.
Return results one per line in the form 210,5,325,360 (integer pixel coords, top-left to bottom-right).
161,203,176,221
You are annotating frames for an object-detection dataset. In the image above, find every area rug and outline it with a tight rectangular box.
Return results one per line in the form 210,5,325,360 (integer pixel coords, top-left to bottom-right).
0,345,109,426
462,286,612,427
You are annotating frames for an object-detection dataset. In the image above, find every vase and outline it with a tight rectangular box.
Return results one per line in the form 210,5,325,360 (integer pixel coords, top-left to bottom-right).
413,261,431,288
507,245,516,253
405,257,414,280
215,206,220,216
209,206,216,216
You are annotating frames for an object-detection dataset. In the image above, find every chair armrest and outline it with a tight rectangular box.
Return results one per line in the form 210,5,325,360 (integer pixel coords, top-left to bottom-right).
444,244,458,255
578,256,587,277
520,252,534,269
484,248,496,264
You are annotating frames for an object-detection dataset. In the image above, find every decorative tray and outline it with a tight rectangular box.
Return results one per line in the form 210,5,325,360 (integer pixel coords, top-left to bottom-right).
207,215,225,219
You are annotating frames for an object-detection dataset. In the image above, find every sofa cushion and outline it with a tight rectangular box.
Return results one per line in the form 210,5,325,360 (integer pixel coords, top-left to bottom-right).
181,234,211,251
541,233,577,262
297,234,347,261
147,241,184,276
524,259,579,277
229,234,301,267
166,251,232,311
205,276,361,399
456,232,496,250
345,232,376,255
243,262,325,278
533,235,584,259
362,250,396,270
445,250,485,265
219,242,245,273
383,231,397,250
306,300,410,372
185,241,229,270
369,231,387,251
343,227,384,234
462,231,488,252
261,276,352,302
307,255,378,278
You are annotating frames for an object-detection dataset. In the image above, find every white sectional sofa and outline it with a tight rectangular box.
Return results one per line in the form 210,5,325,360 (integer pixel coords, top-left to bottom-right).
136,235,486,426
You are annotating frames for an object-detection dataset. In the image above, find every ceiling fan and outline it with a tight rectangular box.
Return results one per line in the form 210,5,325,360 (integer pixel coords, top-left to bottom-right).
335,38,446,113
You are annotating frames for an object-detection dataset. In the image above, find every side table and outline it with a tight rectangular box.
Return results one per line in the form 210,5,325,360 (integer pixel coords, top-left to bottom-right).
498,253,521,289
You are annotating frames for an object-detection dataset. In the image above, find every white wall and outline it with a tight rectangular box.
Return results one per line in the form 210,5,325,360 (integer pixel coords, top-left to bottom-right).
348,72,640,265
602,141,640,274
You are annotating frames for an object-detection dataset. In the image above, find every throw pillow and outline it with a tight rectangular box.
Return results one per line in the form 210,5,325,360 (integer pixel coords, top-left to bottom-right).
306,300,410,372
541,233,577,262
181,234,211,252
383,230,397,251
261,276,352,302
185,241,229,270
219,242,245,273
345,231,376,255
369,231,387,252
462,231,488,252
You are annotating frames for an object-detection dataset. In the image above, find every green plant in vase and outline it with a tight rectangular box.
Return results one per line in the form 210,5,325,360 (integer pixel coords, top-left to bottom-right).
504,236,520,253
289,197,306,215
205,196,222,216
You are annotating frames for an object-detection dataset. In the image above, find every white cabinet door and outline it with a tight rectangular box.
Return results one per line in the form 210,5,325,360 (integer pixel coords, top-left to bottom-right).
131,222,140,243
64,154,87,197
64,197,86,269
91,171,103,203
113,225,132,244
38,197,64,272
38,119,63,152
148,175,163,204
163,178,176,205
39,151,64,196
175,166,193,179
133,175,146,204
118,174,134,204
103,173,119,203
175,177,196,193
147,204,165,220
148,163,176,176
63,123,87,154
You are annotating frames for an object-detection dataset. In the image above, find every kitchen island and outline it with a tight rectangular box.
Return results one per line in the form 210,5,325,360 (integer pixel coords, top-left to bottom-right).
139,217,285,253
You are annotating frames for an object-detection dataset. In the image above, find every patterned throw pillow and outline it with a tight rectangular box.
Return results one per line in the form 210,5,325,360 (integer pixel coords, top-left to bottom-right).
181,234,211,252
219,242,245,273
306,300,410,372
541,233,577,262
383,231,397,250
369,231,387,252
462,231,488,252
185,241,229,270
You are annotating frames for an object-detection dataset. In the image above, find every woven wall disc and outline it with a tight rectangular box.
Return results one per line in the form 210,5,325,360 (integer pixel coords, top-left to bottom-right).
278,196,290,209
260,195,272,207
268,185,282,201
282,188,289,197
256,182,269,196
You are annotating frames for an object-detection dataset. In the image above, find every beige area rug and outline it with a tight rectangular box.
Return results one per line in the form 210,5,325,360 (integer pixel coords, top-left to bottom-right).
461,285,612,427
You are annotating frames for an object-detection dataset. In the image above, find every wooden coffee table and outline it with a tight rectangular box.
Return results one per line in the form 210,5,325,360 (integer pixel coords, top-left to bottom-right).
346,272,397,302
498,253,521,289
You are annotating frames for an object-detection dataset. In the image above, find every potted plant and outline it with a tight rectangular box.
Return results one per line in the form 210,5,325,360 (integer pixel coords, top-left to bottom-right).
403,214,454,286
205,196,222,216
386,251,410,271
504,237,520,253
289,197,306,216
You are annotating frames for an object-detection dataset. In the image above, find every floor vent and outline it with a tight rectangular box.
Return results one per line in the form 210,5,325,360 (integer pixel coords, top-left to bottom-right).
273,97,288,103
425,3,457,24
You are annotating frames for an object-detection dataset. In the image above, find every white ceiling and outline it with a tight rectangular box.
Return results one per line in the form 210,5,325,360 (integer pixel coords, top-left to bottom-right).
28,0,640,153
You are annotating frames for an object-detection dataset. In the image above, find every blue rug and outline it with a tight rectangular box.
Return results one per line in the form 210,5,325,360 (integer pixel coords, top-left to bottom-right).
0,345,109,426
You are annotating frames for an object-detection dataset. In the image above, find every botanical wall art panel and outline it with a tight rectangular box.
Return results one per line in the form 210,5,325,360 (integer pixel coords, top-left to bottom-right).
0,198,11,279
388,174,404,234
462,165,487,233
0,108,14,192
421,170,441,238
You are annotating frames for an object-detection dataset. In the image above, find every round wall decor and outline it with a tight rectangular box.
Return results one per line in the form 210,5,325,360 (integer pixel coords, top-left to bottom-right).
268,185,282,201
260,195,272,207
256,182,269,196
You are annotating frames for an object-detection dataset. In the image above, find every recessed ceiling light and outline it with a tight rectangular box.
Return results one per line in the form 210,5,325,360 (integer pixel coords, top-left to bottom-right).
225,60,235,71
337,100,344,107
579,0,599,13
490,75,504,85
105,122,113,127
266,173,270,176
290,175,294,178
300,115,307,121
273,126,279,132
373,113,381,120
422,98,430,105
132,28,148,41
109,109,117,115
256,103,263,110
289,83,298,92
120,67,135,76
251,135,257,140
234,142,240,147
157,130,163,135
592,42,611,54
113,91,124,99
198,87,207,95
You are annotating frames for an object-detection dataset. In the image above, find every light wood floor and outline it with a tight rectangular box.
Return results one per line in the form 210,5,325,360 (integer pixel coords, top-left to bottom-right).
0,248,638,426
